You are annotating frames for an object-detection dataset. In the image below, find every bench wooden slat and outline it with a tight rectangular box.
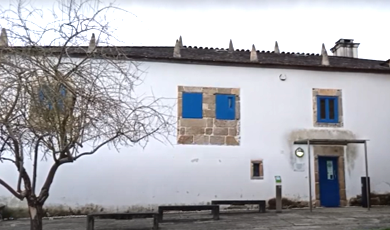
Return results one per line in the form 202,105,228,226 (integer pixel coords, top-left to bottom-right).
159,205,218,211
86,212,159,230
158,205,219,222
211,200,266,213
88,212,156,219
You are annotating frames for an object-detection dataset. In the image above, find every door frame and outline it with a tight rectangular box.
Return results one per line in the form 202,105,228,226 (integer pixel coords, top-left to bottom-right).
314,146,347,207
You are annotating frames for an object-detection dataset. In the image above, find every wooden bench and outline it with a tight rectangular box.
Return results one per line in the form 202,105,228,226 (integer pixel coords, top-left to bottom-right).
211,200,266,213
158,205,219,222
86,212,159,230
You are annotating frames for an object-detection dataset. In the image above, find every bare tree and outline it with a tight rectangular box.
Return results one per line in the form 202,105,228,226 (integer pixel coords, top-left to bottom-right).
0,1,174,229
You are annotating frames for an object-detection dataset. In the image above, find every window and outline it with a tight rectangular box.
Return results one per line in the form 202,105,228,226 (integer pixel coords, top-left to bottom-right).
182,92,203,118
251,160,264,180
38,84,67,111
317,96,338,123
216,94,235,120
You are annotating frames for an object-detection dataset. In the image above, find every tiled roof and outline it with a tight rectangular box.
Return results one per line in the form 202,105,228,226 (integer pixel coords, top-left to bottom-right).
2,46,390,73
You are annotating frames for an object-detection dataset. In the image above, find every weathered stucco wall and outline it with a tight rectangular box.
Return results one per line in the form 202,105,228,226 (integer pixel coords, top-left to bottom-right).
1,61,390,212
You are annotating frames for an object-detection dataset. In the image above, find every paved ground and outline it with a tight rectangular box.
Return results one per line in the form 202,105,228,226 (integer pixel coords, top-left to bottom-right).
1,207,390,230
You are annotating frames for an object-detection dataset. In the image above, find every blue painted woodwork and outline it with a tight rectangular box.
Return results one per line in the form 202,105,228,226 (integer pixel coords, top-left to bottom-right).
38,84,67,110
182,92,203,118
216,94,235,120
318,156,340,207
317,96,338,123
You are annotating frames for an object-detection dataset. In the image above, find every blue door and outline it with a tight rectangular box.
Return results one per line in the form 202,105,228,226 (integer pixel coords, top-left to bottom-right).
318,156,340,207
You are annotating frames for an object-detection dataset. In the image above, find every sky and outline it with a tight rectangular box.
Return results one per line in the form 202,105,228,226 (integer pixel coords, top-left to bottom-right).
1,0,390,60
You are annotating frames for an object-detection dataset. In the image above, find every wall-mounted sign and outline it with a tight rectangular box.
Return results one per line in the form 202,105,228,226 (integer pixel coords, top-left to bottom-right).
327,160,334,180
275,175,282,183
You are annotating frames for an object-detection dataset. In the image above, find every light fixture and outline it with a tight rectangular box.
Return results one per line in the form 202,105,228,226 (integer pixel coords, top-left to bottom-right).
295,147,305,158
279,74,287,81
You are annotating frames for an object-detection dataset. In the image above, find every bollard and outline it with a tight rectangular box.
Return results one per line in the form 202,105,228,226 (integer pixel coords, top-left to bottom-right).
274,176,282,213
276,185,282,213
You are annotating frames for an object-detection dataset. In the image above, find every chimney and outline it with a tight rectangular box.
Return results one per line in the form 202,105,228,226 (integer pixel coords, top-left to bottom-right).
330,39,360,58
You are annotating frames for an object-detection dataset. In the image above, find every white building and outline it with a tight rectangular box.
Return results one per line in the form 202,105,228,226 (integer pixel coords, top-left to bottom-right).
1,37,390,213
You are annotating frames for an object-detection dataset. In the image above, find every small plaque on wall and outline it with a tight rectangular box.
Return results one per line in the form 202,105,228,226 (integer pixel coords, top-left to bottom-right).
293,162,305,172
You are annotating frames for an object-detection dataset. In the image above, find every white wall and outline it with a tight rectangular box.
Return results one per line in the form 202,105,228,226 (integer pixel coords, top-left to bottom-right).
1,61,390,210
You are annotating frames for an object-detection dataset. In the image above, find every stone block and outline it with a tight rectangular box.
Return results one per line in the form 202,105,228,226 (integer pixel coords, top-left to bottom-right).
179,128,185,135
178,86,184,92
183,86,203,92
210,136,225,145
340,200,347,207
178,136,193,144
226,136,239,145
205,128,213,135
231,88,240,95
203,109,215,118
235,102,240,119
315,88,338,96
177,98,182,117
228,128,237,136
206,118,214,127
180,119,206,127
203,95,215,104
215,119,237,127
217,88,232,94
186,127,205,135
194,135,210,145
214,127,228,135
202,87,217,95
340,189,347,200
315,182,320,199
207,103,216,110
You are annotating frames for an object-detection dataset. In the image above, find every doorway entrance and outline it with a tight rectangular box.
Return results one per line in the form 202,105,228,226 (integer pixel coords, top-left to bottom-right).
313,146,347,207
318,156,340,207
293,138,370,212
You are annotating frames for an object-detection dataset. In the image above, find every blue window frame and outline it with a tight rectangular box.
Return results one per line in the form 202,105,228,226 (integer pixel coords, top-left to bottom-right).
216,94,236,120
317,96,339,123
38,84,67,111
182,92,203,118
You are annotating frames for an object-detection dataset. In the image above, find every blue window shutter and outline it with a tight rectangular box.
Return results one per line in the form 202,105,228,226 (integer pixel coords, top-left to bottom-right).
59,85,66,97
317,96,339,123
182,92,203,118
332,97,339,123
216,94,236,120
38,89,45,102
58,85,66,110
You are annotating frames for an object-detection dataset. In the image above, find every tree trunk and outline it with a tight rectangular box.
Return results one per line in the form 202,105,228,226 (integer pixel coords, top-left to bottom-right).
29,205,44,230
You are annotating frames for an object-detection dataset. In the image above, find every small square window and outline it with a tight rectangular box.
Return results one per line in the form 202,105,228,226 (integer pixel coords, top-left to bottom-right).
251,160,264,180
317,96,338,123
182,92,203,119
216,94,235,120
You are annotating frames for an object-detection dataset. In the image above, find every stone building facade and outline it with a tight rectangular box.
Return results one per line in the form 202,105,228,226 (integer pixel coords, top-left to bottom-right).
177,86,240,146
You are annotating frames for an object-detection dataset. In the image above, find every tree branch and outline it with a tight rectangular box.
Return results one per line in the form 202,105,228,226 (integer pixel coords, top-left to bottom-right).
74,133,121,161
32,135,47,194
0,178,24,200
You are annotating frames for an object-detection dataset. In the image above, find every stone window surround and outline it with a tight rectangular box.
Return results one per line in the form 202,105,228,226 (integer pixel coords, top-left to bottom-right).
313,146,347,207
312,88,343,128
177,86,240,146
250,160,264,180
